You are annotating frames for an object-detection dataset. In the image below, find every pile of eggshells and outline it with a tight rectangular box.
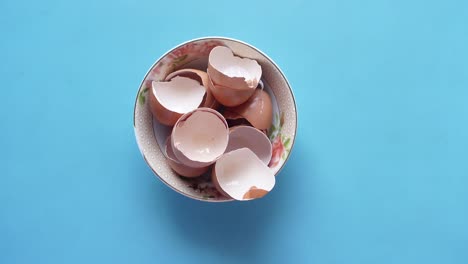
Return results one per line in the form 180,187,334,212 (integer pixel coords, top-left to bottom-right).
149,46,275,201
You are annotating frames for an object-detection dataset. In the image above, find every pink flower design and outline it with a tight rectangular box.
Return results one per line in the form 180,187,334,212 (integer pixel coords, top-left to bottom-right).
164,40,225,64
152,61,165,75
198,40,225,55
143,79,152,89
269,136,285,168
168,44,190,59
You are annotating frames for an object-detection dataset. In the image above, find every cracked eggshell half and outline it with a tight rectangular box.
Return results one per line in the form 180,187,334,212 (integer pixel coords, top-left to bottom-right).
212,148,275,201
171,108,229,168
148,76,206,126
165,68,218,109
164,137,209,177
227,126,272,165
226,89,273,131
207,76,257,107
207,46,262,107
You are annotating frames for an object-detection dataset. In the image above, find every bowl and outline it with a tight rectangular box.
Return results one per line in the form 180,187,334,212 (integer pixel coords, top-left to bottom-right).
133,37,297,202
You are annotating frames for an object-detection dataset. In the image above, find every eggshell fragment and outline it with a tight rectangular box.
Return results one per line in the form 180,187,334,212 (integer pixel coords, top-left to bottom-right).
208,46,262,89
171,108,229,168
226,126,272,165
149,76,206,126
165,68,218,109
207,75,257,107
226,89,273,130
212,148,275,201
164,137,209,177
207,46,262,106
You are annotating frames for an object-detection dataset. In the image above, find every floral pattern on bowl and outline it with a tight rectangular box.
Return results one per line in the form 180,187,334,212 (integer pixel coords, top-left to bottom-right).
268,112,292,168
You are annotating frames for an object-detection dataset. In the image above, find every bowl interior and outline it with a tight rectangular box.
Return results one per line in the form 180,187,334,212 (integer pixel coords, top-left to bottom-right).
134,37,297,202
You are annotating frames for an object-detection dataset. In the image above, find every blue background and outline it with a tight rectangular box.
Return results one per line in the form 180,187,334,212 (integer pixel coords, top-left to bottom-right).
1,0,468,263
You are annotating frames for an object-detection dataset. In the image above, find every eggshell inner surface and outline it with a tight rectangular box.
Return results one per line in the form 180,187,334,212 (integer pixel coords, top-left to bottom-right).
153,76,206,114
172,108,228,164
213,148,275,201
165,69,218,109
208,46,261,88
226,126,272,165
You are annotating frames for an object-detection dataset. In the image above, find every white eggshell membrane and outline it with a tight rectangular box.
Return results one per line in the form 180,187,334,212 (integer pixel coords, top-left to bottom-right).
165,68,218,110
226,126,272,165
172,108,229,168
152,76,206,114
208,46,262,88
214,148,275,201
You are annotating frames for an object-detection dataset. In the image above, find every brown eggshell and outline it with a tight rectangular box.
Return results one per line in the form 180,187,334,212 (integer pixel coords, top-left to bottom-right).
226,89,273,130
165,68,218,109
242,186,269,200
226,126,272,165
207,65,251,91
222,109,252,127
207,75,256,107
148,85,181,126
164,137,209,177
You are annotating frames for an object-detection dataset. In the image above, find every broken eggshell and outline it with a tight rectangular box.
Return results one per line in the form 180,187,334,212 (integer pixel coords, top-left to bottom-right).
164,137,209,177
207,46,262,107
171,108,229,168
212,148,275,201
207,75,258,107
165,68,218,109
149,76,206,126
208,46,262,90
226,126,272,165
225,88,273,131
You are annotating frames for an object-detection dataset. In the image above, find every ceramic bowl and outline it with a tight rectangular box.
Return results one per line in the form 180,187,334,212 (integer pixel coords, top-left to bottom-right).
133,37,297,202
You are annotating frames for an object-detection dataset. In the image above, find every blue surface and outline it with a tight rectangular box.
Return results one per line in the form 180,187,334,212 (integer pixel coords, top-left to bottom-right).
1,0,468,263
